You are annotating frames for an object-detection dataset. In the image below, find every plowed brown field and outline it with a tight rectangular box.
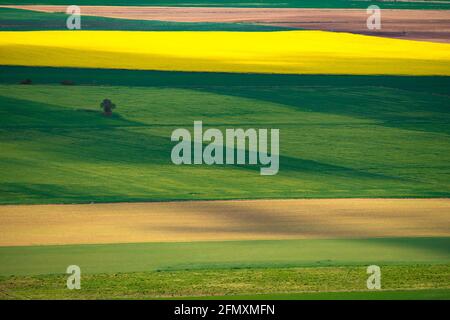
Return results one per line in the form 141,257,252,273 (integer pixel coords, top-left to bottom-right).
0,199,449,246
3,5,450,42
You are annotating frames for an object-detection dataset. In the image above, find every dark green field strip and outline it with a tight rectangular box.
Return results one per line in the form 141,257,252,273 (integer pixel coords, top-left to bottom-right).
0,265,448,299
0,69,449,203
0,8,291,31
0,1,449,10
181,289,450,300
0,238,449,276
2,66,450,94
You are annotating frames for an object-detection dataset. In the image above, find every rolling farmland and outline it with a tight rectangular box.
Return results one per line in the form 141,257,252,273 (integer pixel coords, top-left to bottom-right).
0,1,449,300
0,71,449,204
0,7,291,31
0,69,449,298
0,1,450,10
6,5,450,42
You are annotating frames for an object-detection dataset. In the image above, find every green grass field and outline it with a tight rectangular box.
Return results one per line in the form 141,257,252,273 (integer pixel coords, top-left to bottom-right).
0,7,291,31
1,266,449,299
1,238,449,276
0,1,449,9
0,238,448,299
183,289,450,300
0,67,449,204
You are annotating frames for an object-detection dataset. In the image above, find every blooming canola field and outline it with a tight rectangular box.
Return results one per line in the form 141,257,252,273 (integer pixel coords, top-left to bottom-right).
1,30,450,75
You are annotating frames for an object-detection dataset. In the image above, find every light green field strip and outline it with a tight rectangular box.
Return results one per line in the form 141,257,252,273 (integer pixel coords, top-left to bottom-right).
1,31,450,75
0,238,449,276
181,289,450,300
0,265,448,299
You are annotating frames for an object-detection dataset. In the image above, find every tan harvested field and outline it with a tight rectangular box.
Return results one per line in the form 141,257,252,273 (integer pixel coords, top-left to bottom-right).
0,199,449,246
3,5,450,42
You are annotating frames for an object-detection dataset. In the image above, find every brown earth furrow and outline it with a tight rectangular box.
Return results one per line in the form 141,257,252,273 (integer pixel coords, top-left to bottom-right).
2,6,450,42
0,199,449,246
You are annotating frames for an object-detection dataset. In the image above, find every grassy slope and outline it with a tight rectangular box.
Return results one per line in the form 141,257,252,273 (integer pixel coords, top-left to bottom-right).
184,289,450,300
0,68,449,204
1,237,449,299
0,265,448,299
0,1,449,10
0,238,449,276
0,7,291,31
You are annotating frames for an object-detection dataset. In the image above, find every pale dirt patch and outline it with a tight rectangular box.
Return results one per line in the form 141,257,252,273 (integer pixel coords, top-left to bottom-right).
2,6,450,43
0,199,448,246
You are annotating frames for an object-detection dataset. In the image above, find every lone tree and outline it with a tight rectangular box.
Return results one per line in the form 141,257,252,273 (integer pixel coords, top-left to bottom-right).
20,79,32,85
100,98,116,116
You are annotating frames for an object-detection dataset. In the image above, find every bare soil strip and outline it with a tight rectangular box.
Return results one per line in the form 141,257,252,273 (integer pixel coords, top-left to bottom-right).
0,199,448,246
3,5,450,43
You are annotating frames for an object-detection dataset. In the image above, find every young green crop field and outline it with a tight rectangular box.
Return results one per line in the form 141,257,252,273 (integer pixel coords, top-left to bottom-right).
183,289,450,300
0,238,449,299
0,1,449,10
0,67,449,204
1,238,449,276
1,265,449,299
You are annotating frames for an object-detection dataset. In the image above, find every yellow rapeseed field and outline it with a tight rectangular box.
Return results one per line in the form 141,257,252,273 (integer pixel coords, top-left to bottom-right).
0,30,450,75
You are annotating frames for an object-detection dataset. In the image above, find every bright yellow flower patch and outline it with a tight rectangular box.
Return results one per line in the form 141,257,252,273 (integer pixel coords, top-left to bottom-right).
1,30,450,75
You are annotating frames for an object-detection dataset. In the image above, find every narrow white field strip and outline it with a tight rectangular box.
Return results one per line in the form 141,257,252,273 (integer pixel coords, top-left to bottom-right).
0,199,449,246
